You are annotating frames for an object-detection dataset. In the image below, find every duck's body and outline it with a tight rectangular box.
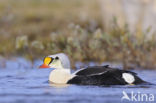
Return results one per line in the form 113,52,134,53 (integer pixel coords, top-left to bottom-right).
40,53,147,85
49,65,146,85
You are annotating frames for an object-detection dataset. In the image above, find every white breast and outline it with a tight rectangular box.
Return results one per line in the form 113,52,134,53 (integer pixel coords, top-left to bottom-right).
122,73,135,84
49,69,73,84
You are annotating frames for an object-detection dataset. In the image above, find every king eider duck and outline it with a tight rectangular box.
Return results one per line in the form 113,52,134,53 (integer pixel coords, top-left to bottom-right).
39,53,148,85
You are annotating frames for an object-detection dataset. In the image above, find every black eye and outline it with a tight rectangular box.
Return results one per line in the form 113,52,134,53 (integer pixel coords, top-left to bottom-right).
55,56,59,60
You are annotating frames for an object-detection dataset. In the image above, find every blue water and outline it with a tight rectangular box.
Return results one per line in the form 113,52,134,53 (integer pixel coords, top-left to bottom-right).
0,58,156,103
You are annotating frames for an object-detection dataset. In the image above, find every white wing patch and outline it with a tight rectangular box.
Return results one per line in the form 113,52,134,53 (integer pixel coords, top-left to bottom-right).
122,73,135,84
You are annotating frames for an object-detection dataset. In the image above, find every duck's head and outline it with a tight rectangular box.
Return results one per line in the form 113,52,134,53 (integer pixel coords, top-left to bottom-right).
39,56,62,69
39,53,70,69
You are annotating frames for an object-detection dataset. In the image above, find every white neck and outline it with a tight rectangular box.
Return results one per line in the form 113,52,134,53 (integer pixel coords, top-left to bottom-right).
49,67,74,84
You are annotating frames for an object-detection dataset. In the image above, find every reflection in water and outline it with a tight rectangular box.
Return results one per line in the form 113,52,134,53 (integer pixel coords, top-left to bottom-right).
49,82,70,88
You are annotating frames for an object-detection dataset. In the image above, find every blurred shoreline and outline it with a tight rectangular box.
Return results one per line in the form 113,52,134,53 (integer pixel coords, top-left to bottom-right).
0,0,156,69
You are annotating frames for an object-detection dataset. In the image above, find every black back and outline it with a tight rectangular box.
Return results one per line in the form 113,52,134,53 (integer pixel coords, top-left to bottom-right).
75,65,110,76
68,66,146,85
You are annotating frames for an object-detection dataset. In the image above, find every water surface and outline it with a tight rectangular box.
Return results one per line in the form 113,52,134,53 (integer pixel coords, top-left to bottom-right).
0,59,156,103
